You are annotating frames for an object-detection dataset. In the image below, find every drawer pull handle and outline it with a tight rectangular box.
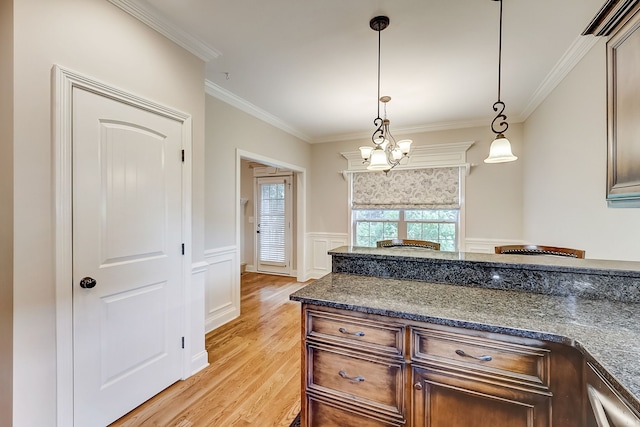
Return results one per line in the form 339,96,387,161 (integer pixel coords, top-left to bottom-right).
338,327,365,337
414,382,423,390
455,349,492,362
339,370,365,382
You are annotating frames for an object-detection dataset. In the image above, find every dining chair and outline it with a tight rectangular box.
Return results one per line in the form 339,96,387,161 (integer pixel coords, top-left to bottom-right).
494,244,585,259
376,239,441,250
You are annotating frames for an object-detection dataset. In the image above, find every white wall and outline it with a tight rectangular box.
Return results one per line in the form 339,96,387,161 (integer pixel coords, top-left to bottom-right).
308,124,525,245
523,39,640,261
12,0,205,425
204,95,311,250
203,95,312,322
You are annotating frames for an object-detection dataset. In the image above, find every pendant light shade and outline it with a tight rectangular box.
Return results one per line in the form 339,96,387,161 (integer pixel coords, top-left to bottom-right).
484,0,517,164
485,133,517,163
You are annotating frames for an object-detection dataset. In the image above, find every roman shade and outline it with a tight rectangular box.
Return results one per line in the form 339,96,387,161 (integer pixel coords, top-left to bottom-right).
352,167,460,209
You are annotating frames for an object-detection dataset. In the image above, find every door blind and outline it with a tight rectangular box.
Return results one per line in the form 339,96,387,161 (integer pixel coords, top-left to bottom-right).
259,182,286,264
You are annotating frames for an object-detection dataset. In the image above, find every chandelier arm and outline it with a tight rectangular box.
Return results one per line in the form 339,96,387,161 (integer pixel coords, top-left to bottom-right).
372,117,384,145
491,101,508,134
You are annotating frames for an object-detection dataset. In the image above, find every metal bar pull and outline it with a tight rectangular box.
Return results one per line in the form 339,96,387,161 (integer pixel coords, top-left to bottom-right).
455,349,492,362
339,370,365,382
338,327,365,337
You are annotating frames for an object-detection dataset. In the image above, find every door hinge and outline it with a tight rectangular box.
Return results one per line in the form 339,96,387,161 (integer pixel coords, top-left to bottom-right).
181,337,185,349
181,243,185,255
181,149,185,162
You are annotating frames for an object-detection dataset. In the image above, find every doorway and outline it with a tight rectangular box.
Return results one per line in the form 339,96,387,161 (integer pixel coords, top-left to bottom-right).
237,151,306,282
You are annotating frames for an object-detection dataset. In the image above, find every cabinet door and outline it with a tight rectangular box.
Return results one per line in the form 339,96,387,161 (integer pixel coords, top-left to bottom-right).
411,366,551,427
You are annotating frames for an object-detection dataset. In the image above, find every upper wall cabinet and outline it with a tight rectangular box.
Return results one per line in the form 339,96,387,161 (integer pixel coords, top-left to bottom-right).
584,0,640,207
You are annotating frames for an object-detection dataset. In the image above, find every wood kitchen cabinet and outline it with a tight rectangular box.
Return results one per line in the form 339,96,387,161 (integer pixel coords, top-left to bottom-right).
301,304,585,427
410,325,552,427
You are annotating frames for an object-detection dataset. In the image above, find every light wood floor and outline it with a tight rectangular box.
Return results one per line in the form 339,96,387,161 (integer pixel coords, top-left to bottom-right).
111,272,310,426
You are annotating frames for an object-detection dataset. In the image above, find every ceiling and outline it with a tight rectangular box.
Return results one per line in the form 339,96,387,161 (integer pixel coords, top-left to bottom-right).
111,0,606,143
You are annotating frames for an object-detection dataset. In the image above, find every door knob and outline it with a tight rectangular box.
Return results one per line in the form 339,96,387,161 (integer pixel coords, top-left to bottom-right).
79,277,97,289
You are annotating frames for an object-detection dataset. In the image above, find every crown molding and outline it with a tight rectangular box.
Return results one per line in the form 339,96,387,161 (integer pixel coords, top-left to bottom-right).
519,35,600,120
204,80,312,142
108,0,221,62
315,119,499,144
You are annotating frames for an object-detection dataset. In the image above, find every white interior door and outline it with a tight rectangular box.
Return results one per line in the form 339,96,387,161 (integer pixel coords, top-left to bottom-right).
256,176,292,275
72,87,184,426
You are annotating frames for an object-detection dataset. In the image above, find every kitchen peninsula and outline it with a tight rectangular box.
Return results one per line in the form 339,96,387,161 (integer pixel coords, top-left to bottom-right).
290,246,640,426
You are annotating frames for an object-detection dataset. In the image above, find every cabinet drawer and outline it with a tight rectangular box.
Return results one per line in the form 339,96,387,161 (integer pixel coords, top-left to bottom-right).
411,326,550,389
306,343,405,418
306,309,404,356
307,394,403,427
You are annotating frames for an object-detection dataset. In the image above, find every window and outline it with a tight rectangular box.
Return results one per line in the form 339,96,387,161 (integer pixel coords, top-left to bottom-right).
354,209,458,250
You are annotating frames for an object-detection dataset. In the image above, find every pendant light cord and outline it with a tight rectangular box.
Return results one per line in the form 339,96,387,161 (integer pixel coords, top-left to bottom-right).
377,26,381,118
497,0,503,102
491,0,508,135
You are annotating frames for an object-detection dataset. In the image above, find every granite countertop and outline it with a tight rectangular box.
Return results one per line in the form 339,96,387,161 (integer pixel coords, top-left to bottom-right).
329,246,640,277
290,272,640,412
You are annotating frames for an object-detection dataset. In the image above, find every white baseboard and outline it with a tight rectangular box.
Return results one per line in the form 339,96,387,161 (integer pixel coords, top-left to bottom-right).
190,350,209,376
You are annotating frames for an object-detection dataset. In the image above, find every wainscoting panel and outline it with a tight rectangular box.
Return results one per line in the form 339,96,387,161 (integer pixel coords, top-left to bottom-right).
190,261,209,375
204,247,240,333
306,233,349,279
465,238,524,254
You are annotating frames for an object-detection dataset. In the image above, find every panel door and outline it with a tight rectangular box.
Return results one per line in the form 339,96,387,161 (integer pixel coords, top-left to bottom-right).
411,366,551,427
256,176,292,275
72,87,184,426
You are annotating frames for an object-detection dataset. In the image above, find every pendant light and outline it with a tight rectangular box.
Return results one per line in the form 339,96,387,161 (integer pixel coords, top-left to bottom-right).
485,0,517,163
359,16,412,172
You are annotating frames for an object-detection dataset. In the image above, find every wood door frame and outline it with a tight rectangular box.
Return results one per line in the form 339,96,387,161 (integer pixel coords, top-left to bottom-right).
52,65,193,427
236,150,306,282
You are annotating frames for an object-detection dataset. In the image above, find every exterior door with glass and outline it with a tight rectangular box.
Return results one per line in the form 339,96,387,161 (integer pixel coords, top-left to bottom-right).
256,176,292,275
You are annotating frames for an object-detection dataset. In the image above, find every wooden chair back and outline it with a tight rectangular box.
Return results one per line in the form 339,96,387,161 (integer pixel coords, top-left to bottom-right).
494,244,585,259
376,239,441,250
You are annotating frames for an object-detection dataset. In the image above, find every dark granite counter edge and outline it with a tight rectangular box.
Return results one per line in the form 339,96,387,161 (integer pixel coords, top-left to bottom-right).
290,293,640,414
330,251,640,279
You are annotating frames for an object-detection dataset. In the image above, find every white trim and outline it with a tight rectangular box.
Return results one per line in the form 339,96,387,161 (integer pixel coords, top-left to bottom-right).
520,35,600,120
108,0,220,62
205,80,311,142
236,150,307,283
53,65,194,427
340,141,474,173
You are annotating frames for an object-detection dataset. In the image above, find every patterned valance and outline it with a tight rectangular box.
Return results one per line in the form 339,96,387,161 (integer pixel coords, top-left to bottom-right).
352,167,460,209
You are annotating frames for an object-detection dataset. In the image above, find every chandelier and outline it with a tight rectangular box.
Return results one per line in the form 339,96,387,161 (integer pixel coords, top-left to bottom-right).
484,0,517,163
359,16,412,172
